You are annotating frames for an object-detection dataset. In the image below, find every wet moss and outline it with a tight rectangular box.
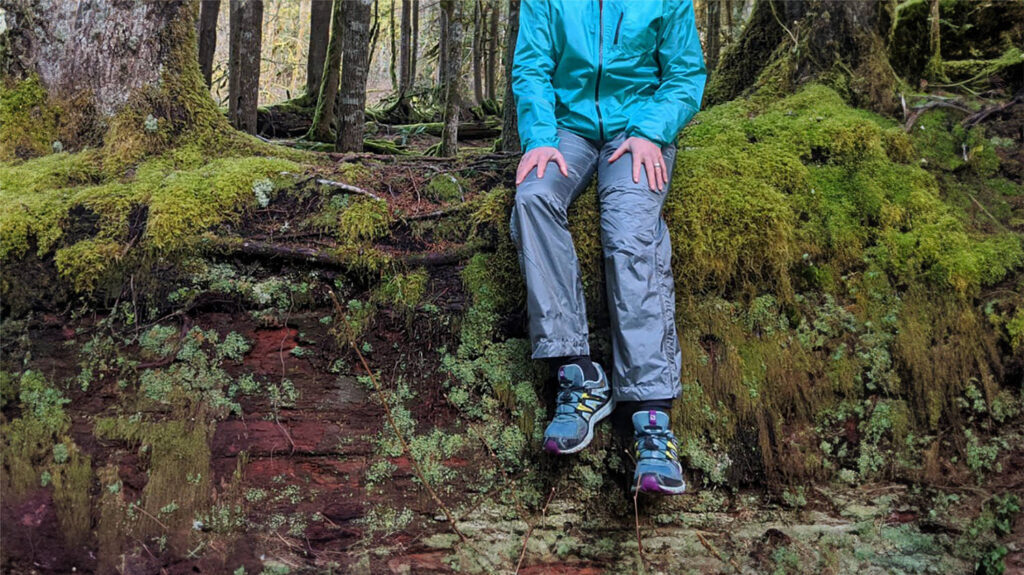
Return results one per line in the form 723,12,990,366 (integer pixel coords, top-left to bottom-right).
0,76,60,161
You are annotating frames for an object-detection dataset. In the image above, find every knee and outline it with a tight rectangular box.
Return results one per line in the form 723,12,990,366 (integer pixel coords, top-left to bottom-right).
513,182,557,213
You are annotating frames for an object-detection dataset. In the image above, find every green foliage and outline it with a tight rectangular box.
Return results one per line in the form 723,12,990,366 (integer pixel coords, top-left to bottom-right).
0,76,60,161
337,198,392,243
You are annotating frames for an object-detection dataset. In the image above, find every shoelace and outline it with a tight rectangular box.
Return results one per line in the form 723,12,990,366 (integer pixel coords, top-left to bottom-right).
555,383,588,415
636,426,675,460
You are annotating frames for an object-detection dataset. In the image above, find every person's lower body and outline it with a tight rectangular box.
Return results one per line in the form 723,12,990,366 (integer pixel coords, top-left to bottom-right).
509,128,685,493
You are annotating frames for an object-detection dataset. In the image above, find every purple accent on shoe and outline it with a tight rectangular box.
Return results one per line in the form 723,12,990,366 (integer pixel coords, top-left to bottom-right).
544,439,561,454
640,474,666,493
649,410,657,426
558,366,565,380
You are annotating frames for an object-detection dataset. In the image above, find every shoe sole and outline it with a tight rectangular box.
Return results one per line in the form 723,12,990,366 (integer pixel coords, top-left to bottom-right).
631,473,687,495
543,397,616,455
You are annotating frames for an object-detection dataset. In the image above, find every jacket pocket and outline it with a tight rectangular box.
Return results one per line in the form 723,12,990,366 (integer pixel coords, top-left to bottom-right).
614,10,658,58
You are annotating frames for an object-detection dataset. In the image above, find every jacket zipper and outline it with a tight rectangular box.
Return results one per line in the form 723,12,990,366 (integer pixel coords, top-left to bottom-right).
595,0,605,141
614,12,623,44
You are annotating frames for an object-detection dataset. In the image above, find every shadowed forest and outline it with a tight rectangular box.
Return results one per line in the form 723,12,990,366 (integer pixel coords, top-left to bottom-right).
1,0,1023,573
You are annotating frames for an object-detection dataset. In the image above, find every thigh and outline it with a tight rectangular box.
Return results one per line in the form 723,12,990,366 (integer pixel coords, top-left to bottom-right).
596,134,678,240
515,128,601,212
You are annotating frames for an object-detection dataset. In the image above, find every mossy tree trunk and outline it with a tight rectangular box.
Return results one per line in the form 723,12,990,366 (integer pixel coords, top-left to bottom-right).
197,0,221,88
439,0,464,157
337,0,374,152
307,0,344,142
486,0,499,101
228,0,263,134
706,0,899,114
306,0,334,98
472,0,484,105
499,0,521,152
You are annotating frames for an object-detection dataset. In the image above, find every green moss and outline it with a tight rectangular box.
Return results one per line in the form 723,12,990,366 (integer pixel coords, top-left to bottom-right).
0,371,71,497
337,198,392,243
0,76,61,161
425,173,465,203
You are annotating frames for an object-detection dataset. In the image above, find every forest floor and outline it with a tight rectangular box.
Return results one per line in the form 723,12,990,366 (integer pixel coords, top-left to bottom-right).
3,92,1024,574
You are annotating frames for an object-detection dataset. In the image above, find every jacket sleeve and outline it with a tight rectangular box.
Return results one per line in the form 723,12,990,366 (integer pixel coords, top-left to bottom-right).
511,0,560,152
625,0,707,147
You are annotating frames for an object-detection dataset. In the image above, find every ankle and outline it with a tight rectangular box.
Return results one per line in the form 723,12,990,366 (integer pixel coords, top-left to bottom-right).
548,355,598,382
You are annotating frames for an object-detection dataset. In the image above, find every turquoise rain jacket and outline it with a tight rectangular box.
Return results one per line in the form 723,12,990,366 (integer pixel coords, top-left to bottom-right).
512,0,707,152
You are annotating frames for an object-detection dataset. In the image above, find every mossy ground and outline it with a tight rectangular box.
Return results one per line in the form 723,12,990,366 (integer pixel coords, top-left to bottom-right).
1,79,1022,572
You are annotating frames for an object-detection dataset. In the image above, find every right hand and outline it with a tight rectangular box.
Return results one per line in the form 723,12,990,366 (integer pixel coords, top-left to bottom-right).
515,146,569,185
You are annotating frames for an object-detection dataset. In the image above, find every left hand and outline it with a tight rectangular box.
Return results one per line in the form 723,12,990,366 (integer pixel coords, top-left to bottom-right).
607,136,667,192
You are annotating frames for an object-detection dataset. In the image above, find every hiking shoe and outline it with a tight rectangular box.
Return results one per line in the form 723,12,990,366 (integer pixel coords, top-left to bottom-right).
542,362,614,454
630,410,686,495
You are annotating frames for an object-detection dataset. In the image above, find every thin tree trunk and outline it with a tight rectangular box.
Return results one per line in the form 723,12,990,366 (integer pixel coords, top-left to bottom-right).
390,0,398,89
925,0,944,82
439,0,463,156
399,0,413,93
337,0,374,152
368,0,381,71
439,4,448,85
706,0,722,75
307,0,344,142
228,0,241,124
486,0,498,100
411,0,420,84
229,0,262,134
500,0,520,152
306,0,333,98
198,0,220,88
472,0,484,104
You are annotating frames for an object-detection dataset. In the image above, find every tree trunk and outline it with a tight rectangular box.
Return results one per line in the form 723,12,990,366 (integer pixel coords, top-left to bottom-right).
486,0,499,101
472,0,484,105
228,0,263,134
368,0,381,70
399,0,415,90
500,0,521,152
924,0,943,82
307,0,344,142
337,0,374,152
706,0,898,114
306,0,333,98
705,0,722,75
439,0,463,156
411,0,420,83
438,4,449,85
389,0,398,88
198,0,221,88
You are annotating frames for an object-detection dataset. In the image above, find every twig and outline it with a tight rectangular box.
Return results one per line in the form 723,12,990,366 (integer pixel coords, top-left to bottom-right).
961,94,1022,127
130,501,170,531
515,486,557,574
315,178,383,200
633,473,649,571
401,207,463,221
695,531,742,573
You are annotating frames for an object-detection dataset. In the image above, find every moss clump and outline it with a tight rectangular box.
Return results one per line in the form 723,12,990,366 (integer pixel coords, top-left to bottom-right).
93,415,214,553
337,197,392,243
425,173,465,203
0,76,61,161
1,371,71,496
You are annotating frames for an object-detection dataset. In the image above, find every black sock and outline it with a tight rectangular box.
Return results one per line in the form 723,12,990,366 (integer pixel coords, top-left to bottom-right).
618,398,674,416
547,355,598,382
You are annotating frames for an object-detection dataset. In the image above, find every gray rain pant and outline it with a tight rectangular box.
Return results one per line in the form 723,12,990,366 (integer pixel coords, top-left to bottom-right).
509,128,682,402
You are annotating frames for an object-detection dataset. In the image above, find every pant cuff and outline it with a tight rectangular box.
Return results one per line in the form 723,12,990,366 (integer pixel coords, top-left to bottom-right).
612,379,682,402
531,337,590,359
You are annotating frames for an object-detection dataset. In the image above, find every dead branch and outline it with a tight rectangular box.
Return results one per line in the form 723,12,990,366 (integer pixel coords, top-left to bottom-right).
315,178,382,200
961,94,1022,127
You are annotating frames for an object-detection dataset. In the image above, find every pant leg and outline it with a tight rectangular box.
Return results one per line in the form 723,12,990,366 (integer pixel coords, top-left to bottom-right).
509,128,600,359
596,133,682,402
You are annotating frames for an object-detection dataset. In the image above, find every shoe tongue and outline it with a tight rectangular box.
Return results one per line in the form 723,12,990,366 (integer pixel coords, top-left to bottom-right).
558,364,585,386
632,409,670,432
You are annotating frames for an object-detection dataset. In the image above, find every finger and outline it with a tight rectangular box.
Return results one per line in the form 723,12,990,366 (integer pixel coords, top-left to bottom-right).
632,151,642,184
608,142,628,163
657,152,667,191
515,156,534,184
644,155,657,191
555,152,569,177
536,155,548,179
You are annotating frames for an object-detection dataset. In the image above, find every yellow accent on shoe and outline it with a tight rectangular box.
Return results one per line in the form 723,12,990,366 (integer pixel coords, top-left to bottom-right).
577,403,594,413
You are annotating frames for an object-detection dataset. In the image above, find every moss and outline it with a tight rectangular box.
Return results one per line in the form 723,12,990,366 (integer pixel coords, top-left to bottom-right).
0,76,61,161
50,439,93,547
0,371,71,497
425,173,465,203
93,415,214,552
337,197,392,243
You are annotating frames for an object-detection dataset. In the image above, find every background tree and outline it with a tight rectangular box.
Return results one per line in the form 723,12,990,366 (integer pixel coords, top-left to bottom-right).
337,0,375,152
198,0,221,87
438,0,464,156
228,0,264,133
307,0,344,141
306,0,334,99
499,0,521,152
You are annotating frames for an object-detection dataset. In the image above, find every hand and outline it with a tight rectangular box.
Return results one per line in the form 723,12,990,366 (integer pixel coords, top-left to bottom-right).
607,136,667,192
516,146,569,185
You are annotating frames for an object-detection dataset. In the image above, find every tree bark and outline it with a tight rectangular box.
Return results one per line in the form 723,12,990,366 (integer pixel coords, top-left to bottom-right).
486,0,499,101
307,0,333,98
337,0,374,152
924,0,943,82
198,0,221,88
500,0,521,152
389,0,398,89
438,4,449,85
705,0,722,75
706,0,898,114
399,0,413,93
307,0,344,142
472,0,484,105
439,0,463,156
411,0,420,84
228,0,263,134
